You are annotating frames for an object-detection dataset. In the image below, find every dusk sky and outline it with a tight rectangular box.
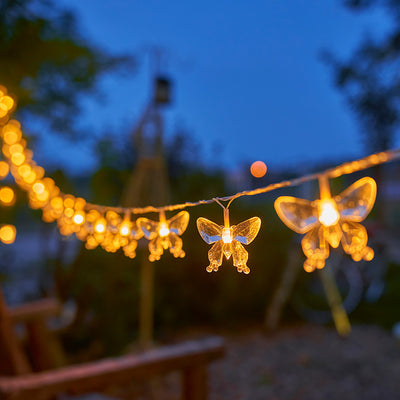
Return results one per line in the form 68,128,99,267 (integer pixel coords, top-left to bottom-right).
41,1,391,174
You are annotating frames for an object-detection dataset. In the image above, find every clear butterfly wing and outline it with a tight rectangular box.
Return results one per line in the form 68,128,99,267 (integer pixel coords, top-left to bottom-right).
131,220,144,240
232,217,261,244
196,217,222,244
137,217,159,240
337,177,377,222
168,211,190,236
274,196,319,234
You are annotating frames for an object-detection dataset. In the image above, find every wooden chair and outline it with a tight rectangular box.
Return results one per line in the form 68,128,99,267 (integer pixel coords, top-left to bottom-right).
0,288,225,399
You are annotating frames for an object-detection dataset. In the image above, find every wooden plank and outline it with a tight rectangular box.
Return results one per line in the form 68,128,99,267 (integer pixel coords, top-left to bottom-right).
8,299,61,323
0,337,224,400
183,365,207,400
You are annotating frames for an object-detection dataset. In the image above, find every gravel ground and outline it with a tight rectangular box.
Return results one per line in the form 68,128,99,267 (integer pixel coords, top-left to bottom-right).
208,324,400,400
68,324,400,400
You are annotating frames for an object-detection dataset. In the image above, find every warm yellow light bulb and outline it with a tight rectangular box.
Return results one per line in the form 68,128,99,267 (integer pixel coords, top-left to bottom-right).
32,182,45,195
221,227,232,243
11,152,25,166
73,212,85,225
94,219,106,233
9,144,23,154
318,199,340,227
2,96,14,110
119,222,131,236
0,187,14,205
18,164,31,178
158,222,170,237
0,224,16,244
24,171,36,184
3,131,19,145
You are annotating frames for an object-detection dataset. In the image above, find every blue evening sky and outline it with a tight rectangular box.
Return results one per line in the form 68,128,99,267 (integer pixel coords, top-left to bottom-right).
41,0,390,174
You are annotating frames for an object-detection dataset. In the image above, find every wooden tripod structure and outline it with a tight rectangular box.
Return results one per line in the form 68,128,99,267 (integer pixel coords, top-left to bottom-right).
121,88,170,349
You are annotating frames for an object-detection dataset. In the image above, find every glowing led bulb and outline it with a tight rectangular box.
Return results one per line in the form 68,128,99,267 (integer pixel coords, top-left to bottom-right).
0,186,15,205
9,144,23,154
33,182,45,194
73,211,85,225
158,222,170,237
275,176,376,272
318,199,339,227
197,208,261,274
18,164,31,178
2,121,21,145
221,227,232,243
24,171,36,184
119,221,131,236
137,211,189,261
2,96,14,110
11,152,25,166
94,219,106,234
0,224,16,244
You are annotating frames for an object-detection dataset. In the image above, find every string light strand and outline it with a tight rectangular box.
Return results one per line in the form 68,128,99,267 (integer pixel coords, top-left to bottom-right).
92,147,399,215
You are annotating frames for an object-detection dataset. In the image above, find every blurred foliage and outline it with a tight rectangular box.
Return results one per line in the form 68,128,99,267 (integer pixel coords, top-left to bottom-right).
324,0,400,152
0,0,134,136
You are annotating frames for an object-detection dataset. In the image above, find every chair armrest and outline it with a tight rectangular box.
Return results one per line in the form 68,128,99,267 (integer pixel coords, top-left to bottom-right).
8,299,62,324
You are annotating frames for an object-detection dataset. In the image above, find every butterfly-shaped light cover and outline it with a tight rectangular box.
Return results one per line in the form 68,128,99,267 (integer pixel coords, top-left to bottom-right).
137,211,190,261
274,177,376,272
197,209,261,274
0,158,16,245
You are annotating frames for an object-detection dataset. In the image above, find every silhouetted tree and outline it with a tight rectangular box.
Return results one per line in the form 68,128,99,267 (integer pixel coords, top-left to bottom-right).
0,0,134,136
324,0,400,152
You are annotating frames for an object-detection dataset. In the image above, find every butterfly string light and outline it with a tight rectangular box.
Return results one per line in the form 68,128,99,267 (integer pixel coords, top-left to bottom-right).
0,159,16,245
137,210,189,261
275,175,376,272
1,83,399,270
197,200,261,274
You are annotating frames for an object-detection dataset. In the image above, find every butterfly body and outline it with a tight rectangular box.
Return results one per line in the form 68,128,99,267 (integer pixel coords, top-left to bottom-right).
197,215,261,274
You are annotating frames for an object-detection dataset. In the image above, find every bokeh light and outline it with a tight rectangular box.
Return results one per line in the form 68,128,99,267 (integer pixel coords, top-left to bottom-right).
0,186,15,205
0,161,9,178
250,161,267,178
0,224,16,244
